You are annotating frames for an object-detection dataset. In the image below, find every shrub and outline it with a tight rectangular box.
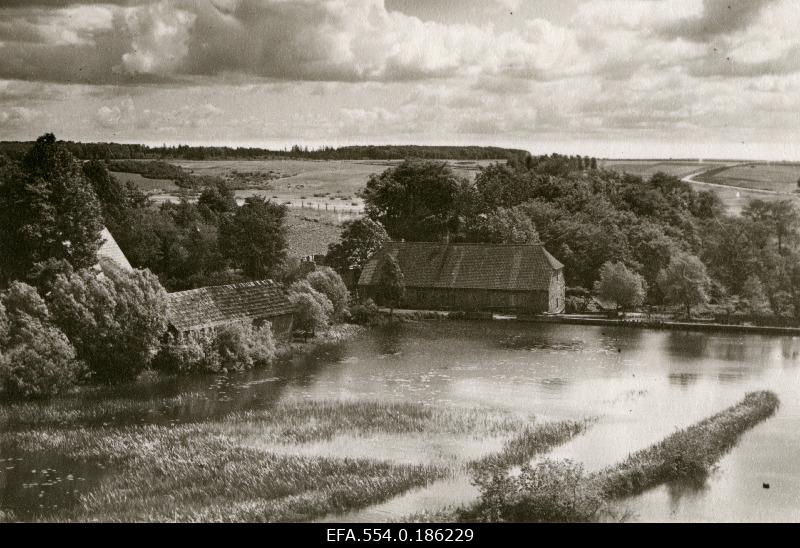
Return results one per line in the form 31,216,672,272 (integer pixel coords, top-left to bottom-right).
152,331,209,374
305,267,350,320
289,280,333,334
47,266,168,382
153,321,276,374
0,312,85,399
464,459,605,523
212,321,276,371
348,299,380,325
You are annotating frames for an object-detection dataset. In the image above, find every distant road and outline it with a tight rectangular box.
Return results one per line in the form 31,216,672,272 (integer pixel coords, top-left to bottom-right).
681,166,796,197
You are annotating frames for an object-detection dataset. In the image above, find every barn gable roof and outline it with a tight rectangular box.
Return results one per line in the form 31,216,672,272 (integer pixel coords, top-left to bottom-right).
97,227,133,272
358,242,563,292
167,280,294,332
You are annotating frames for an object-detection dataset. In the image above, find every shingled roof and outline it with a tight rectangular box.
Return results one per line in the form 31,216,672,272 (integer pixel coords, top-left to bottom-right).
358,242,563,292
167,280,295,332
97,227,133,271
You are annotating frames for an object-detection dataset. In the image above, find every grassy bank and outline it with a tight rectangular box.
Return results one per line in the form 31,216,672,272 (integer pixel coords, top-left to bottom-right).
458,391,779,522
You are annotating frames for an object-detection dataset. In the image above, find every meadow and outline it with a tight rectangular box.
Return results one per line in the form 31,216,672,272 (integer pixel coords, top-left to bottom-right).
695,163,800,194
109,171,181,193
599,160,732,180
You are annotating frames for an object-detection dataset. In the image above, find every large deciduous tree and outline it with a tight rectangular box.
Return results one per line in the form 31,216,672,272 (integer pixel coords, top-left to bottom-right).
593,262,646,314
362,160,471,242
220,196,287,279
0,134,103,282
657,253,711,319
325,217,389,280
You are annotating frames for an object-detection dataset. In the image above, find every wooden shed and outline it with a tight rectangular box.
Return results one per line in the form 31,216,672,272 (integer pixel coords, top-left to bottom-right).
357,242,565,314
166,280,295,340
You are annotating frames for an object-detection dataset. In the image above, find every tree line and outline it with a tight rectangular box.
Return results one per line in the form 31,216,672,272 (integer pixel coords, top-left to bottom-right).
327,156,800,322
0,140,532,162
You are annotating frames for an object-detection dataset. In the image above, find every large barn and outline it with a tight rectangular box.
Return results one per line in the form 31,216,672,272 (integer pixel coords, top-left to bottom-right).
166,280,295,340
357,242,565,314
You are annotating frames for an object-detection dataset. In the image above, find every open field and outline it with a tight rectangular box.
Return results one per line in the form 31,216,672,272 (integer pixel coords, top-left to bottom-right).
109,171,181,193
170,159,498,214
600,160,735,180
695,163,800,193
285,211,343,258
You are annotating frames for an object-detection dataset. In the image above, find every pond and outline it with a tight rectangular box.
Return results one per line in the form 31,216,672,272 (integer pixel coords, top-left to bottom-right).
2,320,800,522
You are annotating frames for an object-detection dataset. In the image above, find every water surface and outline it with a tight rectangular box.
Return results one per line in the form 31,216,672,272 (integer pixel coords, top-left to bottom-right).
2,321,799,522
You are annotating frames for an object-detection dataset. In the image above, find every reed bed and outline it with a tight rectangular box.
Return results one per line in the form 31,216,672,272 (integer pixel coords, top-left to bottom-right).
0,393,209,431
469,419,593,473
8,423,447,522
594,390,779,498
460,391,780,522
222,400,530,444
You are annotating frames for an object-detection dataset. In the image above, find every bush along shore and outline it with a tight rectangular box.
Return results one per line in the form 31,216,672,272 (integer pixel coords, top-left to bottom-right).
456,391,779,523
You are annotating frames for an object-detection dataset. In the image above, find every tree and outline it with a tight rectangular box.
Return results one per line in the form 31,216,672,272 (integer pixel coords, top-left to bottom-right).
288,280,333,336
82,160,145,225
741,275,771,316
466,206,540,244
593,262,646,314
198,181,237,219
743,200,799,254
657,253,711,319
46,265,168,382
375,255,405,317
305,267,350,320
325,218,389,281
220,196,287,279
0,134,104,281
362,160,471,242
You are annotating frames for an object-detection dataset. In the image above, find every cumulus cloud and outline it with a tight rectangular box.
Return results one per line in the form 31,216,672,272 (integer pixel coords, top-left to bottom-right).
661,0,774,41
0,106,43,128
0,0,798,156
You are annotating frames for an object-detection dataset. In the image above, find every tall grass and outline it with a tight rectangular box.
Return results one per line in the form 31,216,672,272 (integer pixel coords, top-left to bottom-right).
2,398,544,522
224,400,530,444
595,391,779,498
8,424,447,522
469,419,592,472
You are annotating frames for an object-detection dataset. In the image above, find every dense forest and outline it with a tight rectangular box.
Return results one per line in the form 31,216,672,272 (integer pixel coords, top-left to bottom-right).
0,141,532,162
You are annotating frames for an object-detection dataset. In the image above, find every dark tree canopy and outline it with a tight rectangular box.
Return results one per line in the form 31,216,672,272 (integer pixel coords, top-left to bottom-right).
325,217,390,277
0,134,103,282
220,196,288,279
362,160,471,242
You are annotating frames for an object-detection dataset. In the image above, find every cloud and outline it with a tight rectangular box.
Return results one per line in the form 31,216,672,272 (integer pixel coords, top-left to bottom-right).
0,106,43,128
95,97,224,132
660,0,774,41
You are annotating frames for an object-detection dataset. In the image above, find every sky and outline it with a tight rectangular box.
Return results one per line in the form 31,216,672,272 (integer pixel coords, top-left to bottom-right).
0,0,799,159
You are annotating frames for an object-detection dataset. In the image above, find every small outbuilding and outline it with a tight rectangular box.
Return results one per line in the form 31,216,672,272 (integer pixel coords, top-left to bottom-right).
166,280,295,340
357,242,565,315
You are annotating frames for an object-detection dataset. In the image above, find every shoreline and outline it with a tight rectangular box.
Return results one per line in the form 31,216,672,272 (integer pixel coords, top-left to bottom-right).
517,315,800,336
375,308,800,336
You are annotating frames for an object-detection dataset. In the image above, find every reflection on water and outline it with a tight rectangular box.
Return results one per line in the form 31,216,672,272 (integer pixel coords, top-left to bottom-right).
2,320,800,522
